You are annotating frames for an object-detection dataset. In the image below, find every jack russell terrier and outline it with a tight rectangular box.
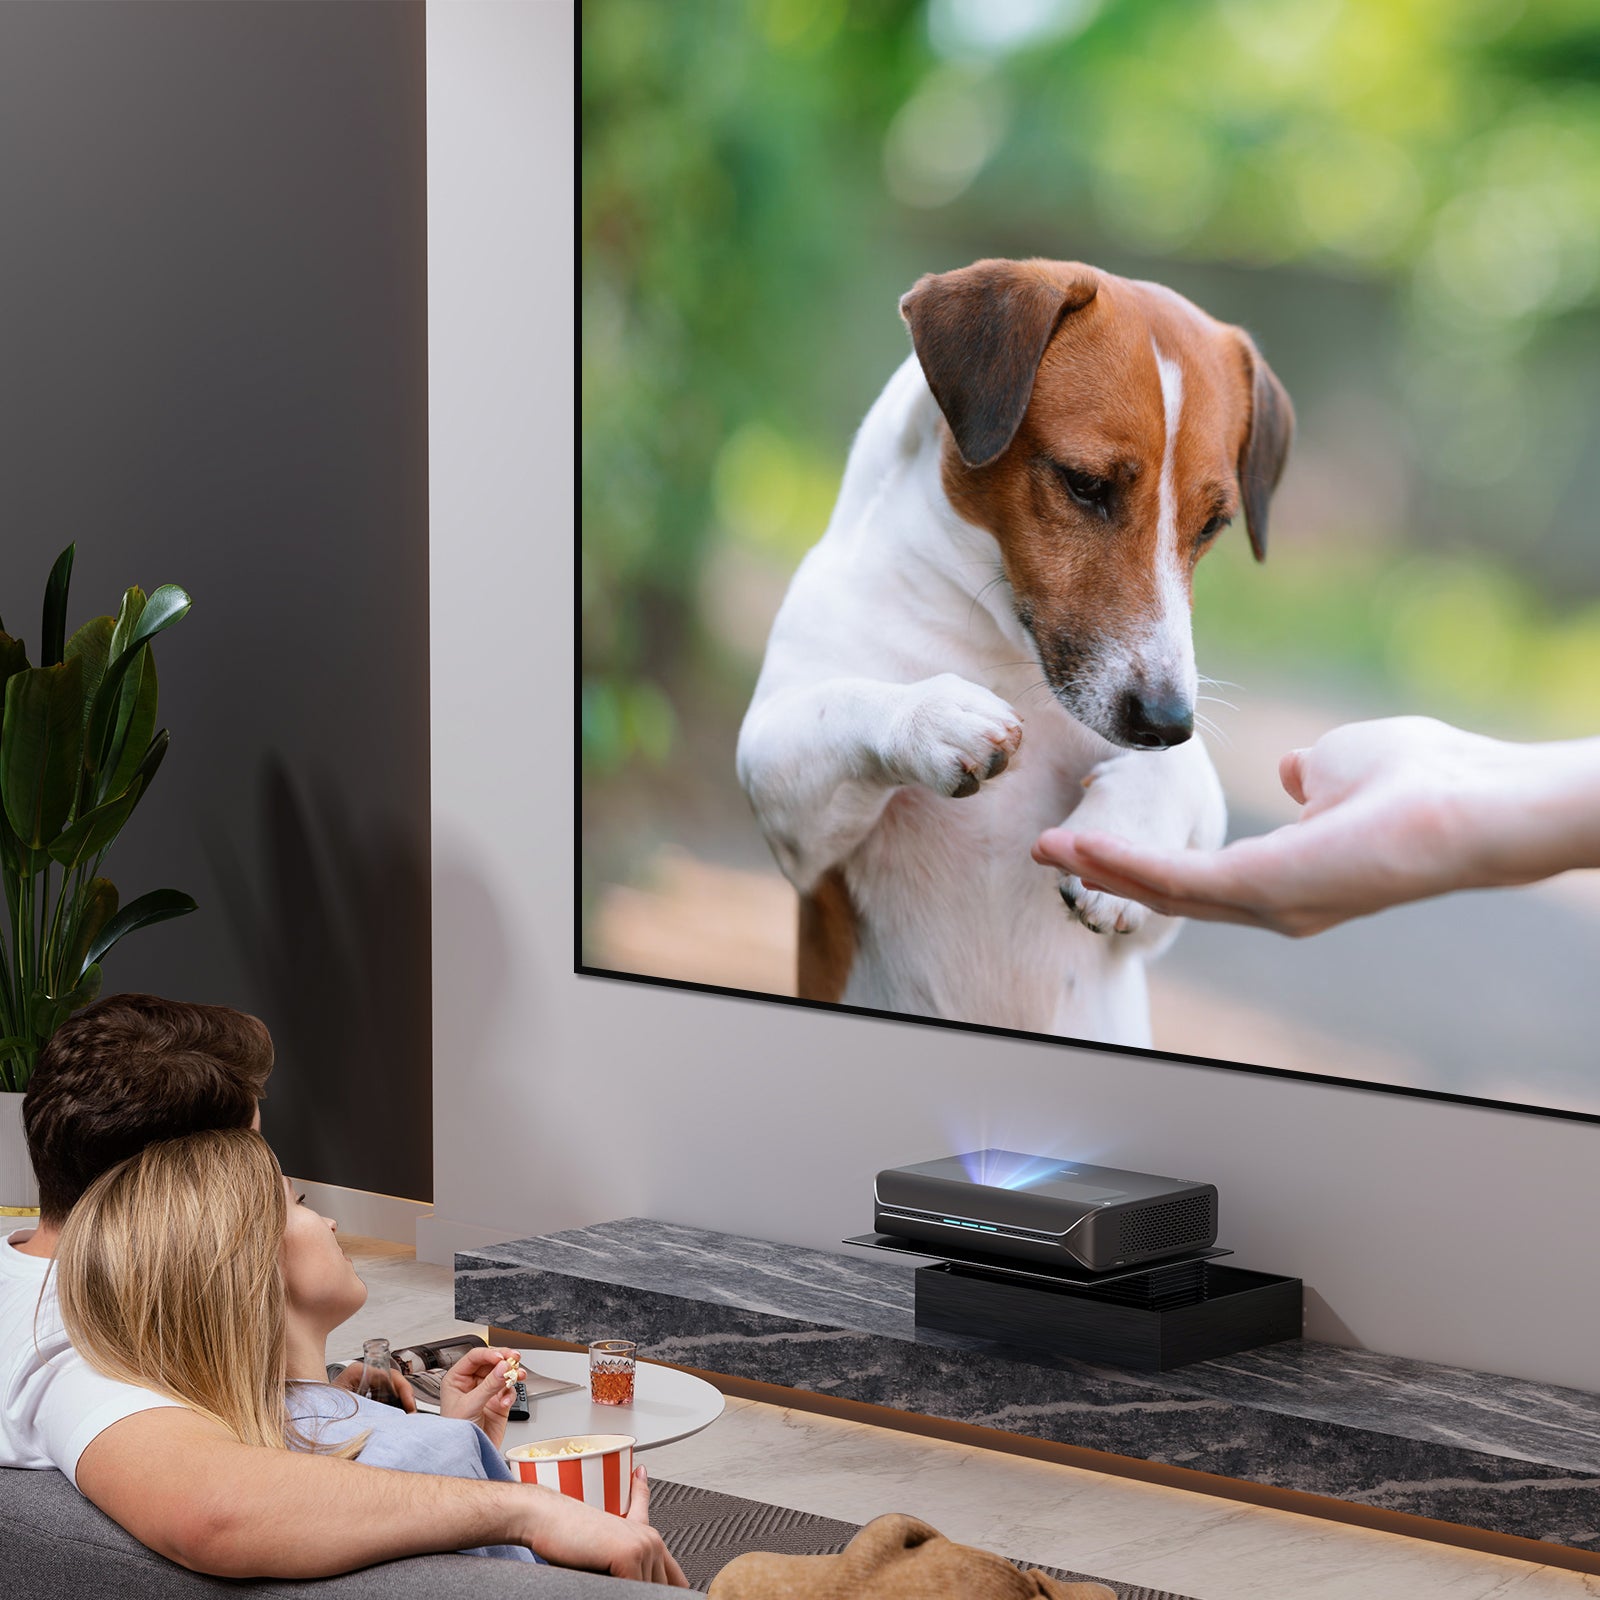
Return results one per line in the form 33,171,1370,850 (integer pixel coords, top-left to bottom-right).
737,258,1292,1046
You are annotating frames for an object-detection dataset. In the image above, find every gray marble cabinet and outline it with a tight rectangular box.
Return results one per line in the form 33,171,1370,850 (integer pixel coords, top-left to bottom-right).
456,1218,1600,1553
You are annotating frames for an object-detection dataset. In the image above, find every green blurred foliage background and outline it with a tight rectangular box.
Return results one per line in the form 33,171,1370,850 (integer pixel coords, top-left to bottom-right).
583,0,1600,788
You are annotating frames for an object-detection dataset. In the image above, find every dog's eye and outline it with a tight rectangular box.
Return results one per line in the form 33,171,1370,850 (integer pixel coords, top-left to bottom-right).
1056,465,1112,515
1195,513,1230,547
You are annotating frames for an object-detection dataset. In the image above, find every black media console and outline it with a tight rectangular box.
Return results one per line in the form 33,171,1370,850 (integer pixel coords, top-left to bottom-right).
846,1231,1302,1372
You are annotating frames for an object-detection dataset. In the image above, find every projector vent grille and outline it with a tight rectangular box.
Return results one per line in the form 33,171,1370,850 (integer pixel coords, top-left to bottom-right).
1117,1195,1214,1258
879,1205,1059,1244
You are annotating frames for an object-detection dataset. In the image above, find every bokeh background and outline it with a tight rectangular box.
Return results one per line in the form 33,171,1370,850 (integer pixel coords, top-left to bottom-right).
582,0,1600,1116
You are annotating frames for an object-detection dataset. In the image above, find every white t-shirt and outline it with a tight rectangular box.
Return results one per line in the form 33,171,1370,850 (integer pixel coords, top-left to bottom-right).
0,1229,180,1485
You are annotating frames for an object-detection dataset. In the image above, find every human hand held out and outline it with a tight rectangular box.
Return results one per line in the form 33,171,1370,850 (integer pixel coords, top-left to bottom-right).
518,1466,688,1586
1033,717,1600,937
437,1345,520,1447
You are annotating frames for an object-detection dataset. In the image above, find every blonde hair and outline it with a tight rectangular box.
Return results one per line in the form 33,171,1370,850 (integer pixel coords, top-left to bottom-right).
56,1127,363,1457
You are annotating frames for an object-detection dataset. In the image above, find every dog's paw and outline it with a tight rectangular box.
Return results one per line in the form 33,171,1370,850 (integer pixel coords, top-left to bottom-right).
1058,874,1149,937
888,674,1022,799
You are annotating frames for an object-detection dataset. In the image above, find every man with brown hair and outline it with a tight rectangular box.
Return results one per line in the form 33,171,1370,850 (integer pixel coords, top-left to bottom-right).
2,994,685,1584
20,992,275,1223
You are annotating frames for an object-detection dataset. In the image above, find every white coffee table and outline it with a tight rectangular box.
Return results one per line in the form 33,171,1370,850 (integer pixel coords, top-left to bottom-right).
499,1350,723,1453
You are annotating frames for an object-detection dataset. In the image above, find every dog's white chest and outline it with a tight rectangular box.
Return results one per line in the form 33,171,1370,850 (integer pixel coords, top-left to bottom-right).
841,705,1153,1044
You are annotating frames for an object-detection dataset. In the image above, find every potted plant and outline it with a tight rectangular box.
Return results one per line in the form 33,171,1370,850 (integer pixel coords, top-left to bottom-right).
0,546,196,1212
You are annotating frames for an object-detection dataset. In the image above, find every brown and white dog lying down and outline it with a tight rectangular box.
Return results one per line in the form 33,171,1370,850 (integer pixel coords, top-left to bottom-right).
737,258,1292,1045
708,1511,1114,1599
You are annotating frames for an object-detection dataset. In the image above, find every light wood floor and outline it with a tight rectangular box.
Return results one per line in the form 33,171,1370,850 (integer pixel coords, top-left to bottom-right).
337,1236,1600,1600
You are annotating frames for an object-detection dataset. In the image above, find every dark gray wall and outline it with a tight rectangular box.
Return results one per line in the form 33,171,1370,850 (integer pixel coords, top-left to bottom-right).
0,2,431,1199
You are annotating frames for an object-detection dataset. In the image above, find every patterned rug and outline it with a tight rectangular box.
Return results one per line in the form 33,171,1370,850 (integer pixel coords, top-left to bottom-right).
645,1477,1197,1599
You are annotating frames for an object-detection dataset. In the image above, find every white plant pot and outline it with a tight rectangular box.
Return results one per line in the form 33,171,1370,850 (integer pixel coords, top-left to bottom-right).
0,1092,39,1213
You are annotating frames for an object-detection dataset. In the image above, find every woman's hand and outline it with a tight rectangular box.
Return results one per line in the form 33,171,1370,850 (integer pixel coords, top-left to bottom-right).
438,1345,520,1447
332,1361,416,1413
1033,717,1600,937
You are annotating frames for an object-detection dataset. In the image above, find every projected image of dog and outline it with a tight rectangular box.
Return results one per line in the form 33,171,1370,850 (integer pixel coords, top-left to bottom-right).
737,258,1292,1045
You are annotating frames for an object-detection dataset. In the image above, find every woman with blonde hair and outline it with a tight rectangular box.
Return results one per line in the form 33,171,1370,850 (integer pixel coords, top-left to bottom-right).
54,1128,562,1563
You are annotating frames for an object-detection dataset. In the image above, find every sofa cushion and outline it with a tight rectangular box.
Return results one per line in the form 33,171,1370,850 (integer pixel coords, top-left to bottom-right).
0,1468,646,1597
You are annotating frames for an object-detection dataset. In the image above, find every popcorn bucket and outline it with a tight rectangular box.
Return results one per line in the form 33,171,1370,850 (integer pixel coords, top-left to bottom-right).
505,1434,635,1515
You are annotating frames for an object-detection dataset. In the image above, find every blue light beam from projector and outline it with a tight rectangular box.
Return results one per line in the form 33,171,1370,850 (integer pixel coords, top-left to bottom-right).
961,1149,1072,1190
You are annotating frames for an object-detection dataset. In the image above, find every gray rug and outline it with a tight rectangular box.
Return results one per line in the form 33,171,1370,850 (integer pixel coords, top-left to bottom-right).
645,1478,1197,1599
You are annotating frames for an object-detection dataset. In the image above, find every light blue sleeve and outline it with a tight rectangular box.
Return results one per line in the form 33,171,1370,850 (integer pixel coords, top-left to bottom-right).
286,1384,540,1562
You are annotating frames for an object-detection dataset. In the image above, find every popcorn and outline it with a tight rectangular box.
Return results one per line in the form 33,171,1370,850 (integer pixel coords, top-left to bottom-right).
520,1439,588,1459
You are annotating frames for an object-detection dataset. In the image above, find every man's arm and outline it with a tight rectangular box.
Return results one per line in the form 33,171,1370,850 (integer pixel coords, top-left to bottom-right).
76,1407,683,1582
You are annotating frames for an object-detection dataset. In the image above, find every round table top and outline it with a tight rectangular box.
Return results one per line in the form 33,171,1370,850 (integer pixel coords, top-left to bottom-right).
499,1351,724,1453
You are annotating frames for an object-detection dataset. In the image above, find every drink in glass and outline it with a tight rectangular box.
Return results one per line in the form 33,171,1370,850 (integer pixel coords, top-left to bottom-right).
588,1339,636,1406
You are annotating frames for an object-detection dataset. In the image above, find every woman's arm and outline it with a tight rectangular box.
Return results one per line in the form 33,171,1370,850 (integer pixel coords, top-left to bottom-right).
1033,717,1600,937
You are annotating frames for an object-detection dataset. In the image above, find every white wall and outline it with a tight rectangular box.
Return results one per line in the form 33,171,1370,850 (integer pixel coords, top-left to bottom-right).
424,0,1600,1391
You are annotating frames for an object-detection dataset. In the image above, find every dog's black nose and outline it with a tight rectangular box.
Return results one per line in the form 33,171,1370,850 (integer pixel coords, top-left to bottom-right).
1121,691,1194,749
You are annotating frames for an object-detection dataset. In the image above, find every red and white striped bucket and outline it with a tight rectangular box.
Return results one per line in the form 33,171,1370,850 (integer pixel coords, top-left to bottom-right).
505,1434,635,1515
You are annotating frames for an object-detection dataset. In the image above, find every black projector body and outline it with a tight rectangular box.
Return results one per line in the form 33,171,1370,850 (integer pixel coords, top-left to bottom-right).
874,1149,1218,1273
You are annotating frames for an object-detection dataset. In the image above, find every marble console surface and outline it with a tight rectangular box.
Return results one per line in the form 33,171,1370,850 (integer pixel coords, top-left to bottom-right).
456,1218,1600,1551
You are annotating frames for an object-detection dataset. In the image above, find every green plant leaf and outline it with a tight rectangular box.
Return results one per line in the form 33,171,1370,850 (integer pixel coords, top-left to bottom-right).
0,630,28,774
86,584,189,782
106,586,146,666
0,631,26,686
102,649,158,802
126,728,169,797
46,778,142,868
40,545,74,668
1,658,86,848
29,993,70,1041
61,963,101,1015
65,615,113,730
0,1037,33,1095
27,962,103,1040
66,616,114,815
84,887,197,971
86,588,146,778
126,583,189,650
67,877,118,983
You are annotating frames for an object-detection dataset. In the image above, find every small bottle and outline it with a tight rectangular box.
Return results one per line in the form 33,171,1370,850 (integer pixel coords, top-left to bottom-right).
354,1337,406,1410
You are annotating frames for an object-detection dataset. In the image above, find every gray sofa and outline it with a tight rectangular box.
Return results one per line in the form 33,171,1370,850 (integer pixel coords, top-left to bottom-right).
1,1468,649,1597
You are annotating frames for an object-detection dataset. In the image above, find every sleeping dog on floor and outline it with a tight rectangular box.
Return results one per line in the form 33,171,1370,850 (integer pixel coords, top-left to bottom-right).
737,258,1292,1046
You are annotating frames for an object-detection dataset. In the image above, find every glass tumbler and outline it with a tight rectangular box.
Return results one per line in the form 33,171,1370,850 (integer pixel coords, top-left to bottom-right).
589,1339,637,1406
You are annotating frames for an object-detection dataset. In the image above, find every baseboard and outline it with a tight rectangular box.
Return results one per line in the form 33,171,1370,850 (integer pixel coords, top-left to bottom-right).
286,1177,432,1248
415,1211,533,1266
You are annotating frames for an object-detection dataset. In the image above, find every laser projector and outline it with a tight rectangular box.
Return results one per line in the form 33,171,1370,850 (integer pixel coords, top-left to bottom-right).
874,1149,1218,1273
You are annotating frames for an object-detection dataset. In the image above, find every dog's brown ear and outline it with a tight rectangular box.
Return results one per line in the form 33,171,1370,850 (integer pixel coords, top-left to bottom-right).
1236,334,1294,563
900,259,1098,468
845,1512,939,1560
